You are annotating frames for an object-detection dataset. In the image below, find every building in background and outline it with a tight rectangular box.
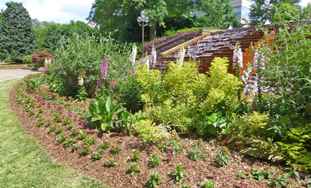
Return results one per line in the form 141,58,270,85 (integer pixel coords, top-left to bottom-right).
231,0,254,24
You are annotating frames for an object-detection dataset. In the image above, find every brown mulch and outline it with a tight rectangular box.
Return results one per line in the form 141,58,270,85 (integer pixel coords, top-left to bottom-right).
9,83,306,188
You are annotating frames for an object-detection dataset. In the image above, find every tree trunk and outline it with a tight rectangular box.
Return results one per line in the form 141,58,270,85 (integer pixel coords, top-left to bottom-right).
150,20,157,41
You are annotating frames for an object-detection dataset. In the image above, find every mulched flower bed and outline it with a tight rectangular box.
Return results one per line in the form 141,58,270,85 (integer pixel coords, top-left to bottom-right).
9,81,308,188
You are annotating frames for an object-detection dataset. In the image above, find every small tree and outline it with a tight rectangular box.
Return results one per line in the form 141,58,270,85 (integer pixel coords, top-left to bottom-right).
0,2,37,61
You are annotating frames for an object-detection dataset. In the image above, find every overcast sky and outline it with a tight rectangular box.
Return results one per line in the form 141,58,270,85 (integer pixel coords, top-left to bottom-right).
0,0,311,24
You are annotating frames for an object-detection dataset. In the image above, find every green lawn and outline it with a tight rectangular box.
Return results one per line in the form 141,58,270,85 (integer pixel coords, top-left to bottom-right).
0,79,104,188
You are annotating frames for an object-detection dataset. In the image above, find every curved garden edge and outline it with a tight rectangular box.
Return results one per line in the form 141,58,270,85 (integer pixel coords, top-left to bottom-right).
0,79,103,188
8,79,310,188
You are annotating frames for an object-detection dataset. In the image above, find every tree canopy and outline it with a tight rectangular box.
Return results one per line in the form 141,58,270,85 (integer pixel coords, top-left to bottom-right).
87,0,239,42
272,3,300,23
249,0,301,25
0,2,37,61
300,3,311,20
33,20,95,52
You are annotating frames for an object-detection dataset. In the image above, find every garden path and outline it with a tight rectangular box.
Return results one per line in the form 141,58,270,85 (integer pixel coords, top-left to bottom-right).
0,69,39,82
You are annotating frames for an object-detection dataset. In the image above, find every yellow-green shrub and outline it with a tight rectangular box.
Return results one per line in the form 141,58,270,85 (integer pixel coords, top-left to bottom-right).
134,120,170,143
135,57,243,135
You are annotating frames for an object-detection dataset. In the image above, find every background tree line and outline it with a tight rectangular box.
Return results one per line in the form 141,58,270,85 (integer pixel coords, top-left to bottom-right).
1,0,311,62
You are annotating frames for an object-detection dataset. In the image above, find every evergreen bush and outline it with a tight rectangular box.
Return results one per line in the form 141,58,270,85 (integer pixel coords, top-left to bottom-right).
0,2,37,62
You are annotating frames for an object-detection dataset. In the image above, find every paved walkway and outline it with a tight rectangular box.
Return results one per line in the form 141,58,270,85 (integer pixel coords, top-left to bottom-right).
0,69,40,82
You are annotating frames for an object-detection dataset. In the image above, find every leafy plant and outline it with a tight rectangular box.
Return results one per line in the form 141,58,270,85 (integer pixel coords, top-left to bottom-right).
147,170,162,188
214,147,230,168
188,151,208,161
78,130,86,140
134,120,170,143
72,144,79,152
172,163,186,182
64,117,72,125
132,150,140,162
57,133,67,144
72,128,78,137
56,125,63,134
87,94,124,132
111,145,120,155
103,158,117,168
83,137,97,146
128,162,139,176
99,140,111,150
150,154,160,168
63,138,76,147
200,178,214,188
180,184,192,188
53,34,131,97
54,112,62,123
48,125,56,134
80,145,89,156
92,151,102,160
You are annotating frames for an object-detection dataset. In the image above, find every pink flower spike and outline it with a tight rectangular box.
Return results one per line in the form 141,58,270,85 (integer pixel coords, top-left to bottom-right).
110,80,115,93
112,144,115,146
106,160,110,163
101,58,108,80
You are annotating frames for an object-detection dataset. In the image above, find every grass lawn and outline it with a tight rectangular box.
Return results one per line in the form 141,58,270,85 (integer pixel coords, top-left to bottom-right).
0,79,104,188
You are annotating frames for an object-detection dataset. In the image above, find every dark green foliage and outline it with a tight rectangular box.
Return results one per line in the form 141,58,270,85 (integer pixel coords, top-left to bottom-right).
34,20,95,52
116,73,143,113
272,3,300,23
249,0,300,25
0,2,37,61
22,55,32,64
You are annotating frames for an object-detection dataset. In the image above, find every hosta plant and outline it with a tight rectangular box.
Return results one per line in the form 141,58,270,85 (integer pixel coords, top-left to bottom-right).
87,94,124,132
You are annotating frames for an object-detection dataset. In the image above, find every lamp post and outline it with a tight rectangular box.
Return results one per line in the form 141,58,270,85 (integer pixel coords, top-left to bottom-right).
137,11,149,55
261,0,272,25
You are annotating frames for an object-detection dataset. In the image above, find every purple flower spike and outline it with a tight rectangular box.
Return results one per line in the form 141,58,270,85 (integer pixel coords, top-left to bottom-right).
43,66,47,76
101,58,108,80
97,80,102,87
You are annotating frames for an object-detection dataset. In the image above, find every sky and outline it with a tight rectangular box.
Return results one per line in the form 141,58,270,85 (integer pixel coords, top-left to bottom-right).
0,0,95,24
0,0,311,24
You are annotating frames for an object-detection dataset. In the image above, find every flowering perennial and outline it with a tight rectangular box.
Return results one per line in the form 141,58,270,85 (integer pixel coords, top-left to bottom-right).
101,58,108,79
233,42,243,68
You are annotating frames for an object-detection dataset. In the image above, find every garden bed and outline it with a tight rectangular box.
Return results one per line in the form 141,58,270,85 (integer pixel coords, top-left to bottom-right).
9,79,309,188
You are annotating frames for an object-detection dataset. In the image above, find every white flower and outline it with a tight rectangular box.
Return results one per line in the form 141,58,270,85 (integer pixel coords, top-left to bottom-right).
233,43,243,68
145,53,150,72
253,51,265,71
130,44,137,67
151,44,157,67
178,44,185,67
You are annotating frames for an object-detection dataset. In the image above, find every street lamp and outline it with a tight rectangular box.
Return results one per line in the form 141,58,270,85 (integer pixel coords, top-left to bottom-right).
261,0,272,25
137,11,149,55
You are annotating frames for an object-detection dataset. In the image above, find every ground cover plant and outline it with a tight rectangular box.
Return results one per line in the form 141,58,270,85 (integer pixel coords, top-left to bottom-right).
8,23,311,187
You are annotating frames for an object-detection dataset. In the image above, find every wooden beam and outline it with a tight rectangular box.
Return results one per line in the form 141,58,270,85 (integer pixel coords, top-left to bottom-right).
161,33,211,59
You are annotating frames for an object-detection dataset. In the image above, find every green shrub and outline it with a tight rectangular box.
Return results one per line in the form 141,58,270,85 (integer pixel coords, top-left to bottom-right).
52,34,131,97
135,57,242,135
134,120,170,143
22,55,32,64
116,71,143,113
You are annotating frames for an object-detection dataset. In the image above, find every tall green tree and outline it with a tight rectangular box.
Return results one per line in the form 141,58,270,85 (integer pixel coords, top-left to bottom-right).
194,0,238,28
249,0,301,25
0,12,2,25
0,2,37,61
87,0,170,41
272,3,300,23
300,3,311,20
87,0,238,42
33,20,95,51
